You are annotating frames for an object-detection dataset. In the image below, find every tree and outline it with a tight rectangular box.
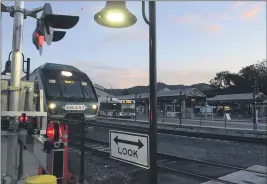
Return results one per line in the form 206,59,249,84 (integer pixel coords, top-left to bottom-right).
121,88,130,95
209,71,231,89
209,59,267,95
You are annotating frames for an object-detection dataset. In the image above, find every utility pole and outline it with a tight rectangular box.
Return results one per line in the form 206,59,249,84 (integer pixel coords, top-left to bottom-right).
134,93,137,122
252,77,258,131
148,2,158,184
179,91,182,126
5,1,25,183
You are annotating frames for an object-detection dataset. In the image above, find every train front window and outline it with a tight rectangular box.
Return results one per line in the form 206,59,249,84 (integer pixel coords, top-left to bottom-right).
46,79,61,97
81,81,97,99
61,80,83,98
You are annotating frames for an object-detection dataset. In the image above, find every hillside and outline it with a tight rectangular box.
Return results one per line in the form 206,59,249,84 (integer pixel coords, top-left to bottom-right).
105,82,215,96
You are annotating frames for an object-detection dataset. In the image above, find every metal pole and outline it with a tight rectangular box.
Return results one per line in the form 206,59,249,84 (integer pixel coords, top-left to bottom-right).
6,1,24,183
148,2,157,184
134,94,137,122
106,96,108,118
18,139,24,180
253,78,257,131
179,91,182,126
162,102,165,124
80,119,85,184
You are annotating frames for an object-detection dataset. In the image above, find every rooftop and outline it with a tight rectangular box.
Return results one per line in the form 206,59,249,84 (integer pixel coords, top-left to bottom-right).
207,93,266,102
117,88,206,100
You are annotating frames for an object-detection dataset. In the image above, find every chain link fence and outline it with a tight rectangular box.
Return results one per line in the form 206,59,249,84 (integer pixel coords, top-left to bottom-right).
99,106,266,130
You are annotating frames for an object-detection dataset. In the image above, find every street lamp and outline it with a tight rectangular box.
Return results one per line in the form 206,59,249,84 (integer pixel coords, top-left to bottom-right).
94,1,137,28
94,1,158,184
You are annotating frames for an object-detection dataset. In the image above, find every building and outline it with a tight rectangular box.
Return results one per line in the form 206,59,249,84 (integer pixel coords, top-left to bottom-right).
117,88,206,118
207,92,267,118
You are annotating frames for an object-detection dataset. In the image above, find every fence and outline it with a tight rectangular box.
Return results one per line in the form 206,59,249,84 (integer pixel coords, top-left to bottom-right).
99,109,266,131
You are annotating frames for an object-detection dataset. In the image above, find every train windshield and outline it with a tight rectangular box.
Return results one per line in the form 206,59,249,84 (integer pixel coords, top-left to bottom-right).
43,71,97,101
61,80,83,98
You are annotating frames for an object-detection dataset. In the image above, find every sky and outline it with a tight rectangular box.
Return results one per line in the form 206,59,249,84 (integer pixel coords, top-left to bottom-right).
1,1,266,88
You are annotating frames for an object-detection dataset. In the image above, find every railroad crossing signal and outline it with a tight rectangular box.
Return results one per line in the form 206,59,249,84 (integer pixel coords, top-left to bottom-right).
32,3,79,55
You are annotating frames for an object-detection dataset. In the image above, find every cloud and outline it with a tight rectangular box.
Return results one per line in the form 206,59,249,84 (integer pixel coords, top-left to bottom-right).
241,4,262,20
230,2,244,12
203,23,223,33
173,14,200,23
103,30,148,43
173,14,223,34
73,61,127,72
203,52,214,56
71,60,218,88
72,60,218,88
212,12,233,21
74,4,104,15
104,69,217,88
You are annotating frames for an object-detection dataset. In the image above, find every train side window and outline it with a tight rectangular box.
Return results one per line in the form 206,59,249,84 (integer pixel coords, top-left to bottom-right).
34,81,39,93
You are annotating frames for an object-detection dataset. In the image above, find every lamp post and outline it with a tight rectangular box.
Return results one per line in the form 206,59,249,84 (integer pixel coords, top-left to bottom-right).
94,1,158,183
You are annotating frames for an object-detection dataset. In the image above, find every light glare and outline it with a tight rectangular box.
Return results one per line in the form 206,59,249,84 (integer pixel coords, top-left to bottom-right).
61,71,72,77
106,11,125,22
49,103,56,109
92,104,97,109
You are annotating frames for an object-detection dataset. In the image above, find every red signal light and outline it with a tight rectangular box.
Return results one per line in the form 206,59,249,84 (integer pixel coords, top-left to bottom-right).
19,113,28,123
34,32,44,47
38,35,44,47
46,121,64,142
46,121,55,142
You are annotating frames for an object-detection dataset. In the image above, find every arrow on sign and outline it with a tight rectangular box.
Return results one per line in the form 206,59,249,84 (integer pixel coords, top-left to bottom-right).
113,136,144,149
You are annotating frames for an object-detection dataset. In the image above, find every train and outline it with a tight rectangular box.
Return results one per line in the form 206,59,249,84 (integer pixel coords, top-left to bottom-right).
21,63,99,121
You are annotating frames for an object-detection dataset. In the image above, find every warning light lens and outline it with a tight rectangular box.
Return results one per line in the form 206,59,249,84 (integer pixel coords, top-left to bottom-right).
38,35,44,47
19,113,28,123
46,121,55,142
61,71,72,77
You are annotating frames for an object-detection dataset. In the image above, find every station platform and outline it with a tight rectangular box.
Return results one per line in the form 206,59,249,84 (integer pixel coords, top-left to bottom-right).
96,117,267,140
202,165,267,184
1,137,39,184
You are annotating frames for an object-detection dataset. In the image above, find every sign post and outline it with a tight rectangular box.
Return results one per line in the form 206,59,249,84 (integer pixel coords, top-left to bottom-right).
109,130,150,169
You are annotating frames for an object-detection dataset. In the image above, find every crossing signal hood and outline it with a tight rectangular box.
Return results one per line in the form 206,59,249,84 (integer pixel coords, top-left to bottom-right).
32,3,80,55
44,121,64,153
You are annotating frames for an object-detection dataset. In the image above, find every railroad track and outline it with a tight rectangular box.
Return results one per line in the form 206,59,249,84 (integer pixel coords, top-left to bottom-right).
68,137,267,184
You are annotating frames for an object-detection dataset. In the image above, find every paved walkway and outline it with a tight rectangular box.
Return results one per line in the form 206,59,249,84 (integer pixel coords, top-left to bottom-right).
1,137,39,184
202,165,267,184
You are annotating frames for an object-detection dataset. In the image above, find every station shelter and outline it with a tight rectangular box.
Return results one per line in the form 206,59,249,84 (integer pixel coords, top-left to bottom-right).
207,92,267,118
117,87,206,119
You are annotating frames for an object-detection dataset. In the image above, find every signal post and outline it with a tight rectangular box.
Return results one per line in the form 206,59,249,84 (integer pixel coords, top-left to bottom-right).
1,1,79,183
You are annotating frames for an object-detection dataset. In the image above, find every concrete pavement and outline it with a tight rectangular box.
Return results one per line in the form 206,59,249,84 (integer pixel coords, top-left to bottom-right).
202,165,267,184
1,137,39,184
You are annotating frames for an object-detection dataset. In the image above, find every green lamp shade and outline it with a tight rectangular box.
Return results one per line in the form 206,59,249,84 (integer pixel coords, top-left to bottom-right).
94,1,137,28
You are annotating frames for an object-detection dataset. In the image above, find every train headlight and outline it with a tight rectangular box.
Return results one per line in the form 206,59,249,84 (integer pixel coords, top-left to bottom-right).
92,104,97,110
49,103,56,109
